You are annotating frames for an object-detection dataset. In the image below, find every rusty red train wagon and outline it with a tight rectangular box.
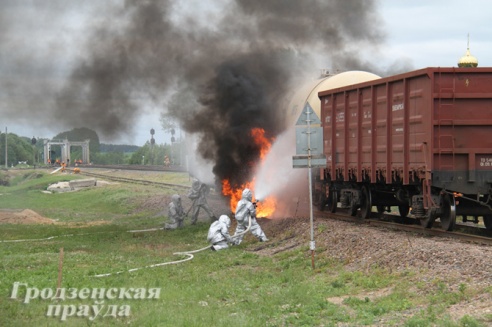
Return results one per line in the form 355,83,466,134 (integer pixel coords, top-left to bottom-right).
317,67,492,231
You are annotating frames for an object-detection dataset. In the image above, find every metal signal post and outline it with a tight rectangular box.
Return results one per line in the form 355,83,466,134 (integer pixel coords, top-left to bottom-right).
306,107,315,269
292,103,326,270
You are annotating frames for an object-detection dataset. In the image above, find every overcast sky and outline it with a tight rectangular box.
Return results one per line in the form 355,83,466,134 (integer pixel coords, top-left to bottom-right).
1,0,490,146
378,0,490,69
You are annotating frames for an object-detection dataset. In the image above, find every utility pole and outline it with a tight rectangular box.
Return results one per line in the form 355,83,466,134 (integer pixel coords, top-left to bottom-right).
4,127,7,169
170,128,175,165
150,128,155,165
31,137,37,168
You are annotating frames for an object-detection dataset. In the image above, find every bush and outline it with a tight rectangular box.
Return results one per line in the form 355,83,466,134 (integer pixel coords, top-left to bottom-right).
0,170,9,186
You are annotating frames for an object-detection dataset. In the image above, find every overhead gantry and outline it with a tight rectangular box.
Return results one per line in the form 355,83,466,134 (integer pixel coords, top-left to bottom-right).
43,139,90,165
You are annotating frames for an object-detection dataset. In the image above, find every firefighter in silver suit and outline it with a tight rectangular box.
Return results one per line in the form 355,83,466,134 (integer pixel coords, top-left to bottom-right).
164,194,185,229
232,188,268,245
207,215,233,251
187,179,217,224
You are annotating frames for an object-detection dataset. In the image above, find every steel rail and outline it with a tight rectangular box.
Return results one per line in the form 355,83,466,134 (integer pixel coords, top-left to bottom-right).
61,166,492,245
68,168,191,191
76,164,186,173
317,210,492,246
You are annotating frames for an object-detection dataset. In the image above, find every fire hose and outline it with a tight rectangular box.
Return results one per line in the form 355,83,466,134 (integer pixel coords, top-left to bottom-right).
184,198,197,216
184,199,217,220
91,222,253,277
93,214,252,278
1,215,253,278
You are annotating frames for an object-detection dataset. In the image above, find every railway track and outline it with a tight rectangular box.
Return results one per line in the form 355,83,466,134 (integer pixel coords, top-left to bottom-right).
76,164,187,173
317,209,492,246
65,166,492,245
68,167,192,192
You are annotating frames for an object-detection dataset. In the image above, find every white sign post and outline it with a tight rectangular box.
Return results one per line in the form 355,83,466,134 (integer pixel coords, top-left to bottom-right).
293,103,326,269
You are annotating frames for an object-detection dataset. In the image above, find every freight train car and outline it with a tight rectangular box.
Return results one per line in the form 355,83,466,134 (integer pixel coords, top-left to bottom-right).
317,67,492,231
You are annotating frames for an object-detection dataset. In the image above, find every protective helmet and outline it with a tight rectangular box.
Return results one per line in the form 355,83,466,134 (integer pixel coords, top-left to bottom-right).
242,188,253,201
171,194,181,205
192,179,201,190
218,215,231,228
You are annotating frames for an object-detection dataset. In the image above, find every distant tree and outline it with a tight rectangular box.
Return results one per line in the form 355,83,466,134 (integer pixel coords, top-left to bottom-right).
51,128,100,162
0,133,39,166
87,143,139,165
53,127,100,154
92,151,126,165
128,142,172,165
99,144,140,153
129,144,149,165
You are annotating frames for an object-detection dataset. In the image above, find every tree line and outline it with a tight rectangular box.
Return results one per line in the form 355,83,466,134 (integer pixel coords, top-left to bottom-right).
0,128,183,167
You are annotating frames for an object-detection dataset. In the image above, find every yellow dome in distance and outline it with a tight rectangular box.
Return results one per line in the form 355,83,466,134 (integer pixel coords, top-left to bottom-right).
458,34,478,67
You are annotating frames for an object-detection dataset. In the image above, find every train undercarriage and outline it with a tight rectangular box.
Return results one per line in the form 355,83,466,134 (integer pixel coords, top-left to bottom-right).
316,177,492,232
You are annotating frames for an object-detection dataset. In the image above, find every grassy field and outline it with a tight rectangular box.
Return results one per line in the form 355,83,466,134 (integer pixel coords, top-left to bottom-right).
0,169,490,326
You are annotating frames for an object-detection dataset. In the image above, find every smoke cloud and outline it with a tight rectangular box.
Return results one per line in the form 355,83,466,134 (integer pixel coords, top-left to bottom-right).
1,0,387,187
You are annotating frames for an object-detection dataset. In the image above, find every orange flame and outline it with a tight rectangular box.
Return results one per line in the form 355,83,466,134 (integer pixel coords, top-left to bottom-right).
250,127,272,159
221,128,277,218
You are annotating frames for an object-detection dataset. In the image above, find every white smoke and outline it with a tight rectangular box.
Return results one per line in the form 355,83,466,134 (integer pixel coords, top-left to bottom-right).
254,126,310,218
185,134,216,186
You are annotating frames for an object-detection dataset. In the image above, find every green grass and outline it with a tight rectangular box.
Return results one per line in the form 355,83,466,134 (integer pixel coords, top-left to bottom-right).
0,170,490,326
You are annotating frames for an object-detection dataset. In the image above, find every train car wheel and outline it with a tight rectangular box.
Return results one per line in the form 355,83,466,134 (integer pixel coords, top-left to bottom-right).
359,186,372,219
483,215,492,230
440,193,456,231
327,188,337,213
420,209,436,228
398,205,409,218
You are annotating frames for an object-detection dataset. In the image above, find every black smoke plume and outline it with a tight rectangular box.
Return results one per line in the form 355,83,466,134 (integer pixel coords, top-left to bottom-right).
3,0,387,188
